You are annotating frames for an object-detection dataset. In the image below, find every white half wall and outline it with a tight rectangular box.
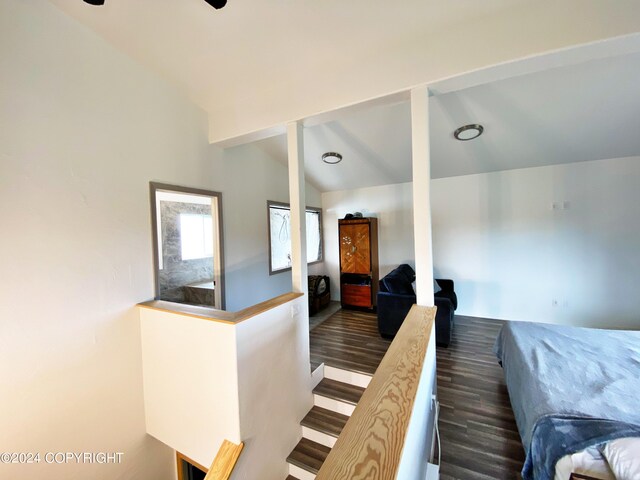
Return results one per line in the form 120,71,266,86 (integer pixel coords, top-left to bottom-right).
233,296,312,480
138,295,312,480
431,156,640,328
396,325,437,480
139,309,241,469
321,183,415,301
0,1,214,478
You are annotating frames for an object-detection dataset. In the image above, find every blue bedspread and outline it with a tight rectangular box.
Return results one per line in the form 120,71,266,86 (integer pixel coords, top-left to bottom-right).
494,321,640,480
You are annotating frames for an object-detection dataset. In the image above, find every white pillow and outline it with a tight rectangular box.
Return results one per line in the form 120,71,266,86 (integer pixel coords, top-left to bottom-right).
601,437,640,480
555,453,574,480
554,446,615,480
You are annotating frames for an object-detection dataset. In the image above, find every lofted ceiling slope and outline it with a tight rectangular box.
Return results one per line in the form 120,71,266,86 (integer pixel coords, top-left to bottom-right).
45,1,640,191
48,0,640,142
254,52,640,192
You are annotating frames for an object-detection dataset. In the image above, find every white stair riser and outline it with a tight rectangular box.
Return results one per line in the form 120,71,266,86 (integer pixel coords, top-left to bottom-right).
324,365,371,388
311,363,324,389
313,394,355,416
288,462,316,480
302,426,337,448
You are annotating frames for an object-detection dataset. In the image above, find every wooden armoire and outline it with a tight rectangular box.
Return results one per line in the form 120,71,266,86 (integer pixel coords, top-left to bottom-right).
338,217,379,310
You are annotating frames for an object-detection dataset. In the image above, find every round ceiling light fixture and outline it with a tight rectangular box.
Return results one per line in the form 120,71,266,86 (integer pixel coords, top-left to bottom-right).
322,152,343,164
454,124,484,141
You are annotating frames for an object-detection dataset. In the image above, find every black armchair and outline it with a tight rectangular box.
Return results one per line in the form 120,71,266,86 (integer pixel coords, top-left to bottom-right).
377,265,457,347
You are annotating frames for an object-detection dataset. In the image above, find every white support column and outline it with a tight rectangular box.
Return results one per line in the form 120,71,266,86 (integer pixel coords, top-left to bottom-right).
411,86,435,307
287,121,308,294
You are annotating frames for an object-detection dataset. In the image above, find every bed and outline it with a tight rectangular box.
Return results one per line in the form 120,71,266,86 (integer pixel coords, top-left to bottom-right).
494,321,640,480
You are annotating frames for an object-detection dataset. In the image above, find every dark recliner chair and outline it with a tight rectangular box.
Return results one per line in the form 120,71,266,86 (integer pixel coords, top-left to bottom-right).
308,275,331,316
377,264,457,347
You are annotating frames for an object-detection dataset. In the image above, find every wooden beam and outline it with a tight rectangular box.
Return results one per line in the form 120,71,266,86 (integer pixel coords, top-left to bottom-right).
316,305,436,479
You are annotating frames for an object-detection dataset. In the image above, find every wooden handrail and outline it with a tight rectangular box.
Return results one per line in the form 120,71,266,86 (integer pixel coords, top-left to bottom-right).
316,304,436,479
203,439,244,480
138,292,303,325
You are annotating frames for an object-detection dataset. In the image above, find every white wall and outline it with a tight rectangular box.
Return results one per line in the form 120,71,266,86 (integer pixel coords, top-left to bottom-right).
219,144,292,310
431,156,640,329
139,309,241,469
0,3,324,477
0,1,215,478
321,183,415,301
233,296,312,480
138,295,312,480
396,327,437,480
220,144,322,311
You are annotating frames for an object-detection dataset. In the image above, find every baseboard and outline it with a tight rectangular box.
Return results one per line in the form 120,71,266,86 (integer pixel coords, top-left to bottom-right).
427,396,441,480
430,396,440,462
426,462,440,480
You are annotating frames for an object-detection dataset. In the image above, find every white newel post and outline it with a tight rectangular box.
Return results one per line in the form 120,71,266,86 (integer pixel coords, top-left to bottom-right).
411,86,435,307
287,121,308,297
403,86,439,479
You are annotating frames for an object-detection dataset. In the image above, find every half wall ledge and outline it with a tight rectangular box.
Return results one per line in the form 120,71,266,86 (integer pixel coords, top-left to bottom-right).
136,290,309,474
137,292,303,324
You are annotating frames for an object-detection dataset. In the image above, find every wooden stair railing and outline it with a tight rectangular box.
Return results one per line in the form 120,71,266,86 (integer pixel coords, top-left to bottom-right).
315,304,436,479
203,439,244,480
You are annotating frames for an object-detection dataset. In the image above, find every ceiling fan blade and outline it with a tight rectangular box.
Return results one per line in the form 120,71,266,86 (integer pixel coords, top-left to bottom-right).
203,0,228,9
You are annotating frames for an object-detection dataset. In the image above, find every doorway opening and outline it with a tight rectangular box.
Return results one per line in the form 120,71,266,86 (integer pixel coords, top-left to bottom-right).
176,452,207,480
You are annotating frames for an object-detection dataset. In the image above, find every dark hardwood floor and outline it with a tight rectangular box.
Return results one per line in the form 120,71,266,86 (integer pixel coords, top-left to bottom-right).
437,315,525,480
309,308,391,375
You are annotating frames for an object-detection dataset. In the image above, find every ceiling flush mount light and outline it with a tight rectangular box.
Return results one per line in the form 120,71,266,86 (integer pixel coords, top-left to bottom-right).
204,0,228,9
322,152,343,164
454,124,484,141
83,0,105,4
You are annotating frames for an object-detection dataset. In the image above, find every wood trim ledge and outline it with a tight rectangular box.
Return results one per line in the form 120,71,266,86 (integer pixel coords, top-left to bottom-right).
137,292,303,324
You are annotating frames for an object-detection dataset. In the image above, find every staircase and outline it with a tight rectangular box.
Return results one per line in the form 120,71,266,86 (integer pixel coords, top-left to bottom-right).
285,368,369,480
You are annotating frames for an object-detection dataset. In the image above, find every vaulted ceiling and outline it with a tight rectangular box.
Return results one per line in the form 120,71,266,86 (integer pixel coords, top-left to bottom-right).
49,0,640,142
254,51,640,192
48,1,640,192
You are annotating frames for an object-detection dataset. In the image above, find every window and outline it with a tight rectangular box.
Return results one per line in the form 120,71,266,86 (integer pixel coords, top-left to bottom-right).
180,213,213,260
268,201,323,274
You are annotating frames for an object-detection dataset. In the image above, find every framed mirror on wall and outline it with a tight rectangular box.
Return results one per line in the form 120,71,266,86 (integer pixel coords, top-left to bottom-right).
150,182,225,309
